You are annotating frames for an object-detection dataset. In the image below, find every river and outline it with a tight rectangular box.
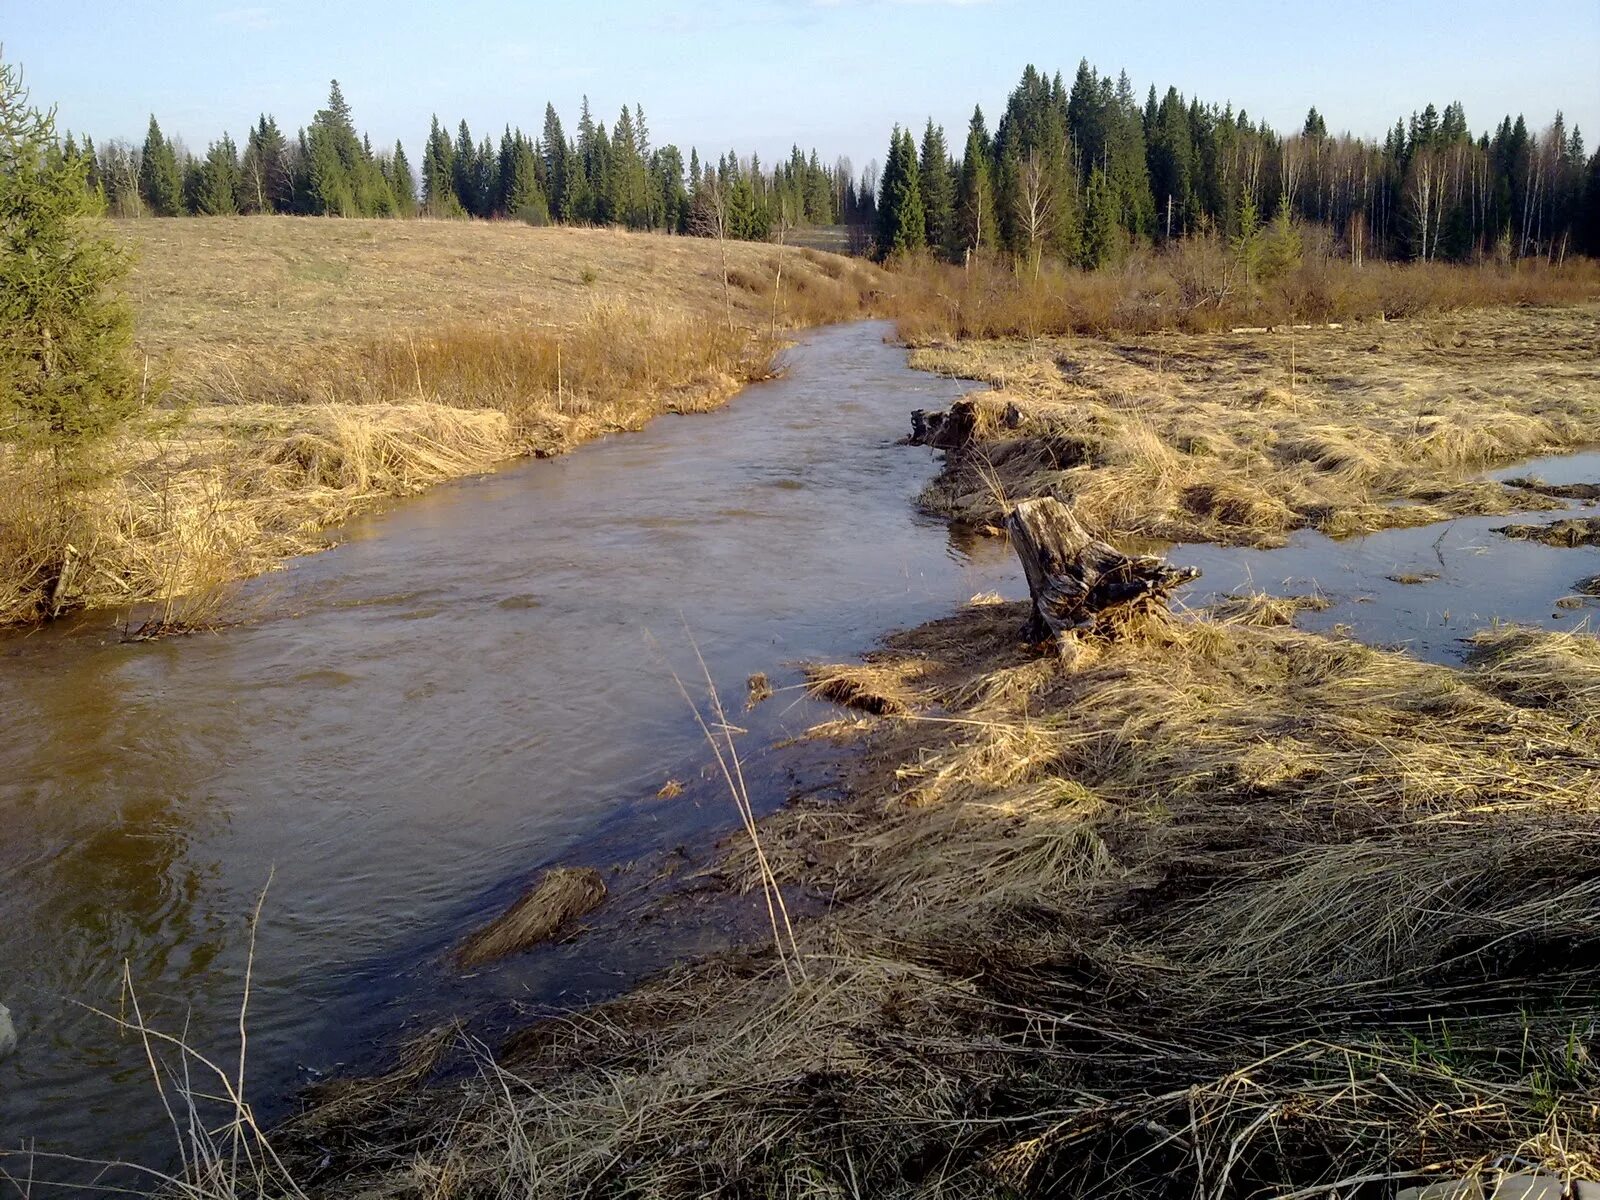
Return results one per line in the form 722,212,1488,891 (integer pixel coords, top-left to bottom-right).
1,322,1594,1181
0,322,1018,1175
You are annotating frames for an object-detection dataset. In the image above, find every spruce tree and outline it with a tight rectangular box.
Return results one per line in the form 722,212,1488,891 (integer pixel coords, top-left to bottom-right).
388,141,417,216
957,106,996,253
876,126,925,259
0,52,140,451
241,115,290,213
918,119,954,258
306,80,365,215
1081,165,1120,268
542,104,569,220
422,116,459,216
196,134,240,215
452,120,479,215
138,114,181,215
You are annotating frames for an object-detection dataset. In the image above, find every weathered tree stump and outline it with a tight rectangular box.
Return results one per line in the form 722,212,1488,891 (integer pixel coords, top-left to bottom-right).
908,398,979,450
1007,497,1200,639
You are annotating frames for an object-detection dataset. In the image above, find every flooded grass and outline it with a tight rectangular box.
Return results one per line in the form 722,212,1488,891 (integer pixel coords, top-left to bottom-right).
284,597,1600,1197
1496,514,1600,546
454,868,608,968
269,303,1600,1196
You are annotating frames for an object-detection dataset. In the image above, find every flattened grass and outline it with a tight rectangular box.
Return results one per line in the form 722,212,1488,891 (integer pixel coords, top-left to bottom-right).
911,304,1600,543
288,602,1600,1196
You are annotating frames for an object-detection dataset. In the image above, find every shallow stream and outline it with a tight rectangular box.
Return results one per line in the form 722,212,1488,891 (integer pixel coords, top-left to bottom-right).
0,323,1593,1177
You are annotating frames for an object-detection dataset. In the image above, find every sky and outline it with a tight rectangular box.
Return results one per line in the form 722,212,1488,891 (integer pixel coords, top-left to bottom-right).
6,0,1599,173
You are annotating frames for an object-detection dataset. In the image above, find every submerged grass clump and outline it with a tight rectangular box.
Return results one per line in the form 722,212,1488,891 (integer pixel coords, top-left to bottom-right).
455,867,607,968
1496,514,1600,547
910,304,1600,543
282,602,1600,1197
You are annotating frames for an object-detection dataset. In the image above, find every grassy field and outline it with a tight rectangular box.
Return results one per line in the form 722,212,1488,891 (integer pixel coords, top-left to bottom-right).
0,218,889,628
911,303,1600,543
269,292,1600,1197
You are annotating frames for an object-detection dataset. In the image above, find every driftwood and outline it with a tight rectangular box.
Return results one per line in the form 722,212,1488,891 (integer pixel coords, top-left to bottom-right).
1007,497,1200,638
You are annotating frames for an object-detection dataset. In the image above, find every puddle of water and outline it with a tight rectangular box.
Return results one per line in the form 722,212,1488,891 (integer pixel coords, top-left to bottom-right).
1166,450,1600,662
1488,448,1600,486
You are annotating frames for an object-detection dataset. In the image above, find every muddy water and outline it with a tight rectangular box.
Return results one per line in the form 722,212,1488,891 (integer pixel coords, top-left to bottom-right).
0,322,1018,1172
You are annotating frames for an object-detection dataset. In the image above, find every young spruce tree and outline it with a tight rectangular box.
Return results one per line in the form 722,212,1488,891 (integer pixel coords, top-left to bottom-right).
876,125,925,260
138,114,182,216
0,52,140,450
918,119,954,259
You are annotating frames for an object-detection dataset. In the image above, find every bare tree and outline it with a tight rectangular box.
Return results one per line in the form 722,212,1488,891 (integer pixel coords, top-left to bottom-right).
691,174,735,332
1015,149,1056,280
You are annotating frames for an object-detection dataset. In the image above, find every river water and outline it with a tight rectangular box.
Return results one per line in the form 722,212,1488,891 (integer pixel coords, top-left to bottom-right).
0,322,1018,1174
1,322,1594,1179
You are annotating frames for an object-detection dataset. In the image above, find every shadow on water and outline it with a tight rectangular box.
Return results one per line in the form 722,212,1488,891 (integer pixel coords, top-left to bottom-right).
1,321,1595,1181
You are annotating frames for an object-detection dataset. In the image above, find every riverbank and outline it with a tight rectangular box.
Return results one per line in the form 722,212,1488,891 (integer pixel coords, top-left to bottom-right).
0,218,890,629
272,302,1600,1198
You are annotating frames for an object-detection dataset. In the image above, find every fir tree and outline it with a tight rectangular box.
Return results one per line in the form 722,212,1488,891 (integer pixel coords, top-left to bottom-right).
138,114,182,215
422,115,459,216
957,106,996,254
1081,165,1120,268
240,115,290,213
388,141,417,216
452,120,479,216
918,119,954,257
542,104,569,220
306,80,366,215
876,125,925,259
1259,192,1302,279
196,134,240,215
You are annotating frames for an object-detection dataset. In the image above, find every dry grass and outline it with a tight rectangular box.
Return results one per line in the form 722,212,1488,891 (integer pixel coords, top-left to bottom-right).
1,219,889,627
890,246,1600,341
281,598,1600,1197
909,303,1600,542
455,868,608,969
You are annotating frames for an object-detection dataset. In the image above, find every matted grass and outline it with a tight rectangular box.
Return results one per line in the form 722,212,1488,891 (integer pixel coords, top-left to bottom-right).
910,303,1600,543
281,599,1600,1197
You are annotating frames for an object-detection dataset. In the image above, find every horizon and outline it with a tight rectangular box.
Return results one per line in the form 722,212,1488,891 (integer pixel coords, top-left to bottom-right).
10,0,1599,179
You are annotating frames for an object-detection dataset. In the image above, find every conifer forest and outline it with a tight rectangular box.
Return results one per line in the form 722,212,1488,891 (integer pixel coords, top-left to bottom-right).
69,62,1598,263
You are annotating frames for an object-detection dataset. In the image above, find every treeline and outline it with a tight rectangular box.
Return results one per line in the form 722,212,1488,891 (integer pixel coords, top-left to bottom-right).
65,80,860,238
873,62,1600,266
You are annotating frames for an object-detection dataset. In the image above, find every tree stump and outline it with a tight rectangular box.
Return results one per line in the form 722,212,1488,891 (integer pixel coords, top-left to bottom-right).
1006,497,1200,639
908,398,979,450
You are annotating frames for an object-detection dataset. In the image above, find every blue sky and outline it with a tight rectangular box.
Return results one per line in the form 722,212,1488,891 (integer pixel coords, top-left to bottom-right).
8,0,1599,171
